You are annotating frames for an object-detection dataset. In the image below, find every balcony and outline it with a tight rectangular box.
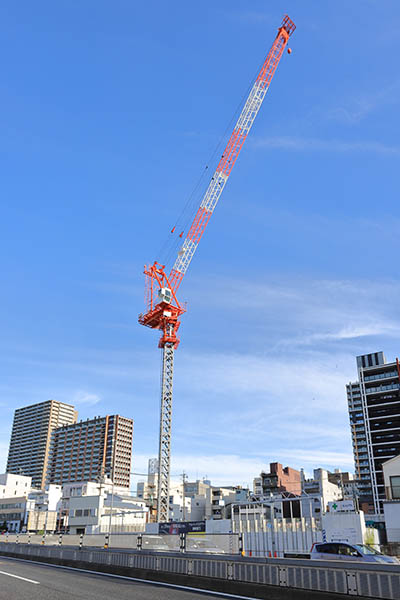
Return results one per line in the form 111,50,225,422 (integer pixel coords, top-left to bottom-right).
364,370,398,382
365,383,400,395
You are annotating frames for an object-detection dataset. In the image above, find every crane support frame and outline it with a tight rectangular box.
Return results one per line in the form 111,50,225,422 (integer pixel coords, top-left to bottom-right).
157,342,174,522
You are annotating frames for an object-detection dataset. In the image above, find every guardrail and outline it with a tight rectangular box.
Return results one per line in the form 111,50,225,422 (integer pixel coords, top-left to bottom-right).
0,542,399,599
0,532,240,555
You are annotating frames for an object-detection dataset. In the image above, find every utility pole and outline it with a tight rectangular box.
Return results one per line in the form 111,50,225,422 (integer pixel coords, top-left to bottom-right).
181,471,188,522
108,475,115,537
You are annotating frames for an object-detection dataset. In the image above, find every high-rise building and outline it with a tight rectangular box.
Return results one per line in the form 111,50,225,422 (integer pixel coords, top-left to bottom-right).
7,400,78,489
46,415,133,488
347,351,400,515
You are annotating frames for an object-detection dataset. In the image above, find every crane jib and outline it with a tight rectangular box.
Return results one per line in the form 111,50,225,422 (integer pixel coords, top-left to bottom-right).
169,24,293,292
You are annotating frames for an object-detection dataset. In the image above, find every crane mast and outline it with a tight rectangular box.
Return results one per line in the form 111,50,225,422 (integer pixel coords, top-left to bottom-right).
139,15,295,522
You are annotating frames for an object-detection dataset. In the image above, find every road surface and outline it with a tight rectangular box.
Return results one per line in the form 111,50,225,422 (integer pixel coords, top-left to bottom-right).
0,557,249,600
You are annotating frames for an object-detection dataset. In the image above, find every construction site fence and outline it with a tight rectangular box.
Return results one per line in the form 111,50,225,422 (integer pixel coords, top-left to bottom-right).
0,532,240,554
233,515,322,557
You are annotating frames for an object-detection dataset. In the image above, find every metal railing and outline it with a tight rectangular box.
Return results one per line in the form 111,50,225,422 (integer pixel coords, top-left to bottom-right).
0,532,240,554
0,542,399,599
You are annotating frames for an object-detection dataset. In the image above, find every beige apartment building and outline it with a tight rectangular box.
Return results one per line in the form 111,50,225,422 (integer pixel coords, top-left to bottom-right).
46,415,133,488
7,400,78,489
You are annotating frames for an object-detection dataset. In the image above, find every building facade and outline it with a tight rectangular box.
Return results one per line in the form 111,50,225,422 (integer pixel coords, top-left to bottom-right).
382,455,400,543
46,415,133,488
6,400,77,488
382,455,400,501
0,473,32,498
253,477,263,497
137,458,158,512
301,468,342,511
0,475,61,533
261,462,301,497
347,351,400,514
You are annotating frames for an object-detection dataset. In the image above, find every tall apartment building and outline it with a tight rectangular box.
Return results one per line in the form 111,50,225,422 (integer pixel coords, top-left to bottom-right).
347,352,400,515
46,415,133,488
7,400,78,489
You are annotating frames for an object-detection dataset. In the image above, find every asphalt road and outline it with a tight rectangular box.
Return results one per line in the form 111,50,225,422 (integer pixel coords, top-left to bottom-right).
0,557,246,600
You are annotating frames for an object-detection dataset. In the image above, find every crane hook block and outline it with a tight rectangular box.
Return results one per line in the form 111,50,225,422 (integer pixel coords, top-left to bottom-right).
287,48,292,54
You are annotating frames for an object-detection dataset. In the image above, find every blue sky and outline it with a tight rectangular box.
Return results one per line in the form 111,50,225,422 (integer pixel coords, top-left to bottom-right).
1,1,400,489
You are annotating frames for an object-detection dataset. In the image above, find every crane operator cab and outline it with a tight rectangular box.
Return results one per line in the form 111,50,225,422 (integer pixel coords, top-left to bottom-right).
158,287,172,304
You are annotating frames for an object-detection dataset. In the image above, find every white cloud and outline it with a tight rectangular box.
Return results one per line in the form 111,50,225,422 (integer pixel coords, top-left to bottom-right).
177,350,353,409
327,81,400,124
187,276,400,352
132,451,354,489
298,322,400,344
72,390,101,406
251,136,400,155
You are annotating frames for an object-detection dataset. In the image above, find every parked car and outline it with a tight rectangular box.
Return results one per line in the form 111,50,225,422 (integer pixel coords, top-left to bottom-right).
310,542,399,564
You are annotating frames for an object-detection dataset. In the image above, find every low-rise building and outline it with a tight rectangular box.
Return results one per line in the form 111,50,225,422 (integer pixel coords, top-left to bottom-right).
167,483,192,521
0,496,28,532
0,473,32,498
205,486,248,520
382,455,400,501
253,477,262,497
137,459,158,513
58,479,148,534
261,463,301,497
382,455,400,543
302,468,342,510
0,474,35,533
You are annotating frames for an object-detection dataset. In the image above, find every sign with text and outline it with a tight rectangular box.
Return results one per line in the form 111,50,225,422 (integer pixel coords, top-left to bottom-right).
159,521,205,535
328,500,355,512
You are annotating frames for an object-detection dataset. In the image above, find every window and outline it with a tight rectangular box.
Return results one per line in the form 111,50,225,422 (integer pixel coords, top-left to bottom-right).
337,544,360,557
315,543,340,555
390,476,400,499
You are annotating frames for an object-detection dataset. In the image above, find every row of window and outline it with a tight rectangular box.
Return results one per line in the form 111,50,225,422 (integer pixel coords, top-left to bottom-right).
366,383,400,394
70,508,97,517
0,512,23,520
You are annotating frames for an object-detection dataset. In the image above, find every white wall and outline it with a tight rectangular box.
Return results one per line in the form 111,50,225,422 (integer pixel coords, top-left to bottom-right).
383,502,400,542
321,511,366,544
382,456,400,500
0,474,32,498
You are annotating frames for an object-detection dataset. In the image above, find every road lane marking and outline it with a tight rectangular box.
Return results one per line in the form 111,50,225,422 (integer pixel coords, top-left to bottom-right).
0,569,40,584
0,556,259,599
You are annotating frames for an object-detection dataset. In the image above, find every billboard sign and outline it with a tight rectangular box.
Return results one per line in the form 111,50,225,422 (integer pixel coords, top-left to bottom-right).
159,521,205,535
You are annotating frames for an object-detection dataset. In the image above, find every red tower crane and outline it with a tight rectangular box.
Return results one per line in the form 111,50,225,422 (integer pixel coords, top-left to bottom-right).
139,15,296,522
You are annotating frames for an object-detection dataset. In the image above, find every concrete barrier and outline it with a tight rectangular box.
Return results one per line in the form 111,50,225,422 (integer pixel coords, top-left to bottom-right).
0,542,399,599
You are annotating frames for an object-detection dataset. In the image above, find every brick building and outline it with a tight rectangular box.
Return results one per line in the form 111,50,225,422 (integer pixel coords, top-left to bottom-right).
261,462,301,497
